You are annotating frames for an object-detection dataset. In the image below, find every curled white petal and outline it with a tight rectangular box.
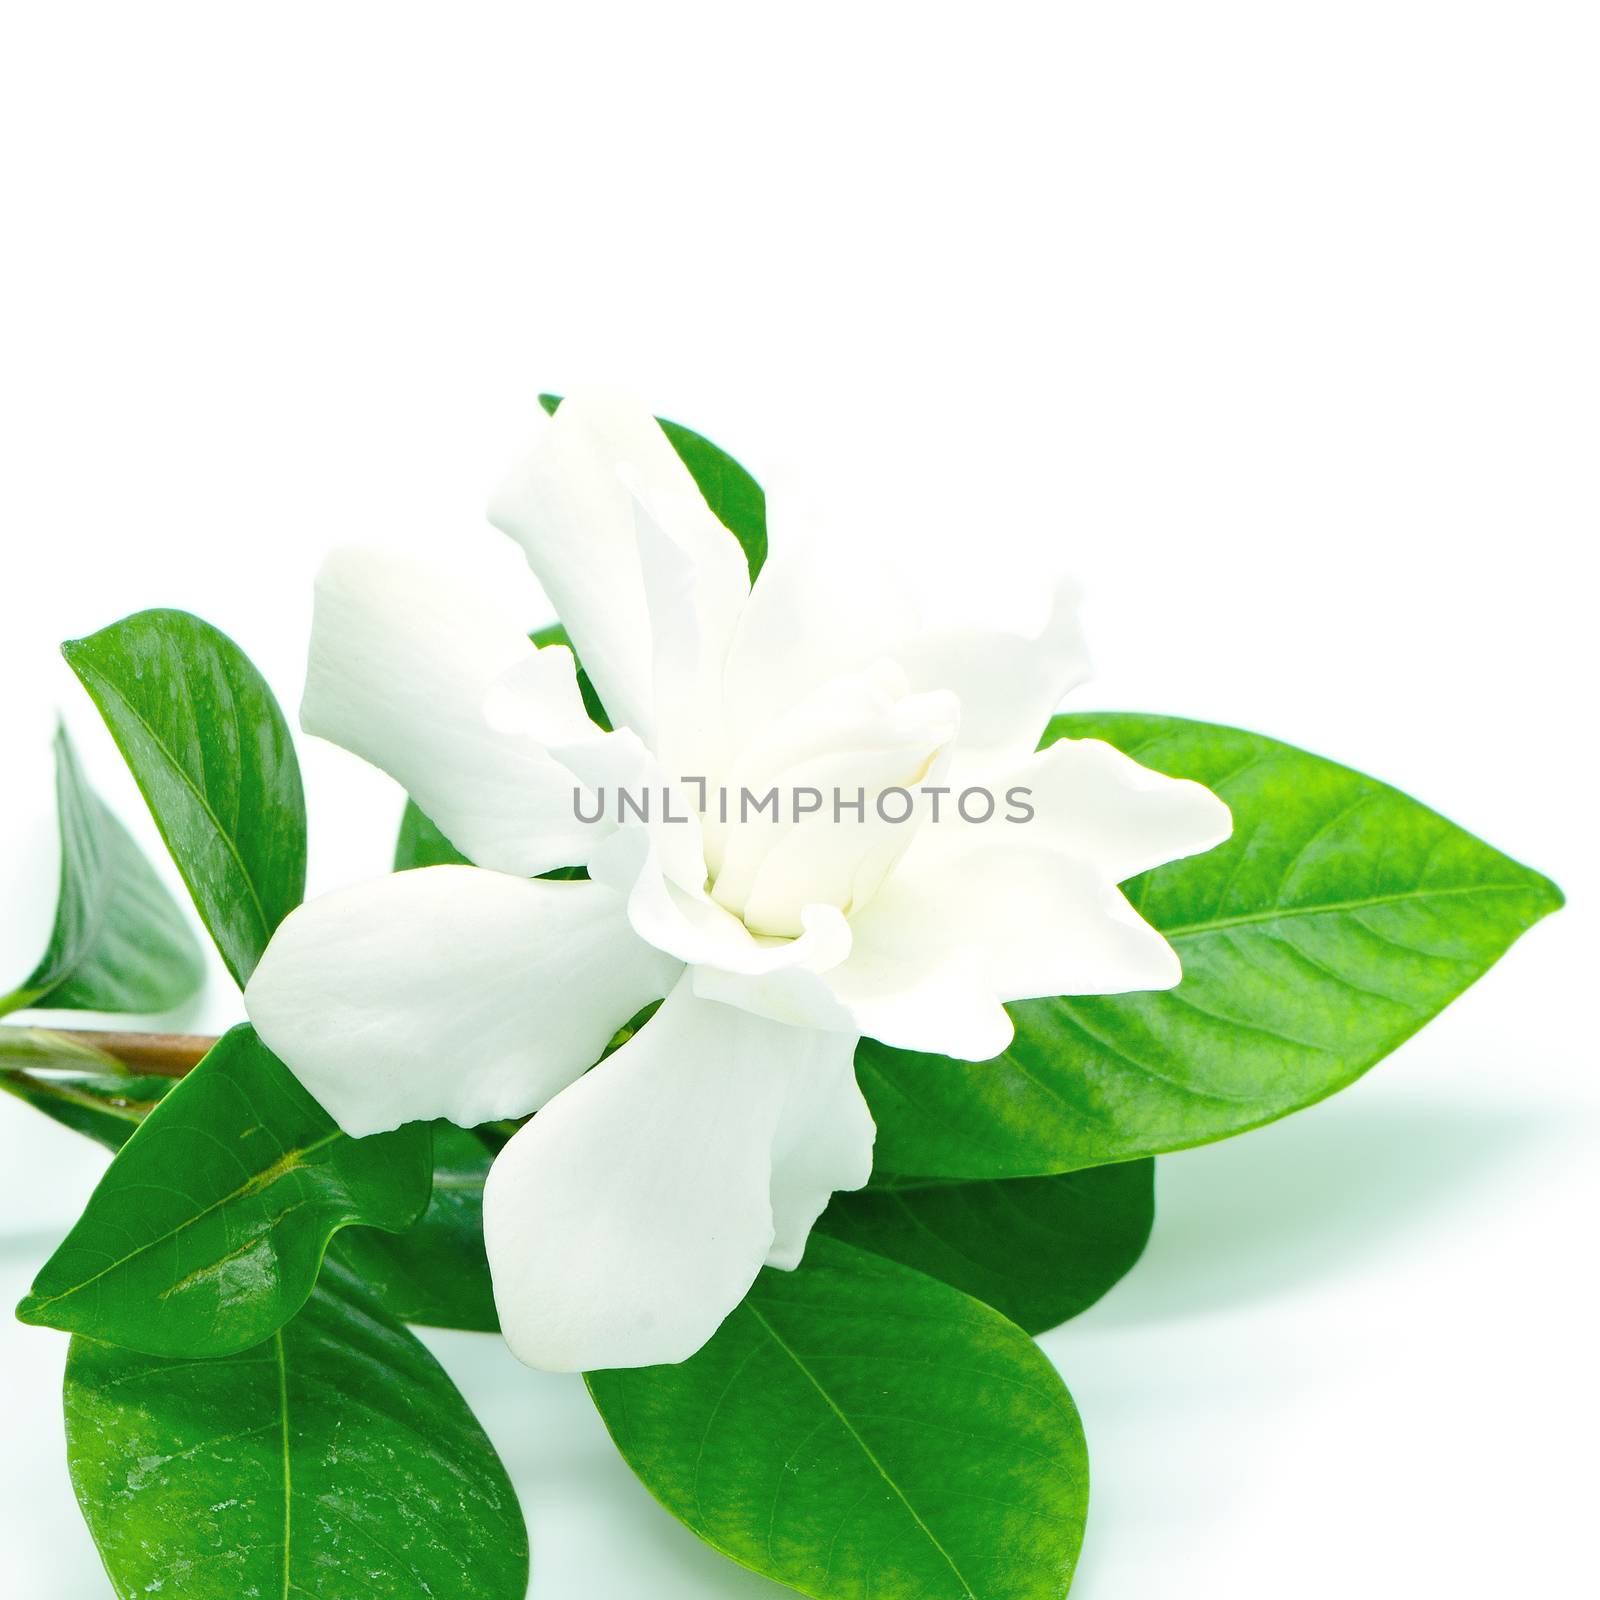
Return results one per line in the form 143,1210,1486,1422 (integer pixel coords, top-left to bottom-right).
894,577,1090,770
983,734,1234,884
800,734,1233,1056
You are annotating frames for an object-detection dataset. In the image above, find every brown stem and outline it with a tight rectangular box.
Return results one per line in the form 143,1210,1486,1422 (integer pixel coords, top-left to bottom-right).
46,1029,220,1078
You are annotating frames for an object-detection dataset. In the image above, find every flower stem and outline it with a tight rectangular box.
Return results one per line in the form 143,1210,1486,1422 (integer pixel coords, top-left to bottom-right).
41,1029,219,1078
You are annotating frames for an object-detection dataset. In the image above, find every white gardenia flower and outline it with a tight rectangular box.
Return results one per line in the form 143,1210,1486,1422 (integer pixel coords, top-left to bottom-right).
244,388,1231,1373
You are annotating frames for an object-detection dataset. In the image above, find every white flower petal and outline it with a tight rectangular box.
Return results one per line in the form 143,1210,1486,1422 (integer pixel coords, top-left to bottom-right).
487,388,747,747
708,662,960,935
551,727,711,899
631,489,747,781
893,577,1090,769
766,1050,874,1270
591,824,852,987
994,734,1234,883
820,839,1185,1060
804,953,1015,1062
244,866,680,1136
302,548,600,876
808,732,1232,1056
857,838,1184,998
718,504,917,754
688,930,861,1033
483,979,853,1371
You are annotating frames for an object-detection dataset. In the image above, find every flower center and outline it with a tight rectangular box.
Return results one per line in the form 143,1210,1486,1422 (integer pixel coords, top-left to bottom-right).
700,660,959,939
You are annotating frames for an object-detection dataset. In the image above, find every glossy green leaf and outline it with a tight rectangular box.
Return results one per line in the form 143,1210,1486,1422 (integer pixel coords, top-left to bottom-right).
861,713,1565,1179
821,1161,1154,1334
66,1257,528,1599
588,1235,1088,1600
63,609,307,988
530,619,612,730
18,1025,430,1356
393,799,472,871
1,726,204,1017
1,1061,493,1334
329,1122,498,1332
3,1062,499,1337
0,1065,173,1152
539,391,768,580
393,791,587,881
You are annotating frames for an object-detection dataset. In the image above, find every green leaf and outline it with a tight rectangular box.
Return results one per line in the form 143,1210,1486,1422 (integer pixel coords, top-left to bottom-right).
393,790,587,881
328,1122,498,1332
2,1054,495,1333
1,726,204,1017
17,1025,430,1356
1,1059,494,1335
860,713,1565,1179
393,799,472,871
820,1161,1154,1335
539,391,768,580
0,1065,174,1152
588,1235,1088,1600
62,609,307,988
65,1257,528,1599
530,619,613,730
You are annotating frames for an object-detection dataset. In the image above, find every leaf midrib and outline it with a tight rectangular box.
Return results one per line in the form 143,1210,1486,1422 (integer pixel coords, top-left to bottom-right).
745,1302,978,1599
275,1329,293,1600
1159,879,1546,940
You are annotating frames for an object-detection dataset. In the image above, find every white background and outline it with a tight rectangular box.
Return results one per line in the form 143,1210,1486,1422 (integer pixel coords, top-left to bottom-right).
1,3,1595,1596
